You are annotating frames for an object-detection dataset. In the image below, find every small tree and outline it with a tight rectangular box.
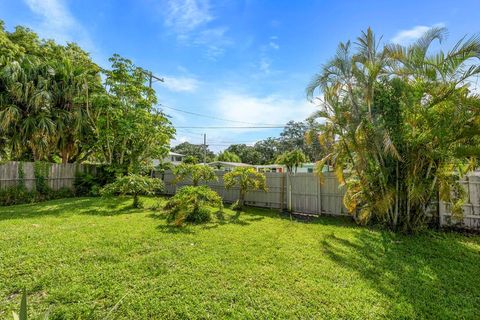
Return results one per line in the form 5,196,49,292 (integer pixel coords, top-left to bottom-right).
173,163,217,186
100,174,164,208
276,149,307,173
217,151,241,163
224,167,267,210
182,155,198,164
164,186,223,226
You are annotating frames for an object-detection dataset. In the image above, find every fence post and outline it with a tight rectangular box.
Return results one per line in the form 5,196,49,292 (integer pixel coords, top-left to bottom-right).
280,173,285,211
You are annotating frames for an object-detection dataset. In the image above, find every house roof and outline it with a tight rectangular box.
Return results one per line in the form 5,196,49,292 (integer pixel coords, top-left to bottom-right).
168,151,185,157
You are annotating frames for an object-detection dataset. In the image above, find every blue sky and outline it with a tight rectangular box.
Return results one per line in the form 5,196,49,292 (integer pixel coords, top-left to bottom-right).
1,0,479,152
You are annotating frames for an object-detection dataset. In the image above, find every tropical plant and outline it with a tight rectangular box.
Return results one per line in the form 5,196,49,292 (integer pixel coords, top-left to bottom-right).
307,27,480,232
275,149,308,173
224,144,262,164
217,151,241,163
172,163,217,186
164,185,223,226
171,142,215,163
224,167,267,209
100,174,164,208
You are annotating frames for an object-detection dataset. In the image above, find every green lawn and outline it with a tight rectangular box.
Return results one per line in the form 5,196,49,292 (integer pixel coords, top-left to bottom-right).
0,197,479,319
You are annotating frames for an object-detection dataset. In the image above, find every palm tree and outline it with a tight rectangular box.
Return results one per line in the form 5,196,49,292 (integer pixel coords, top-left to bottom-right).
307,27,480,231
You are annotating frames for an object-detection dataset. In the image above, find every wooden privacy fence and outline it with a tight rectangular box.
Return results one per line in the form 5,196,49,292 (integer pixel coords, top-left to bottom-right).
440,172,480,229
157,171,349,217
0,161,95,191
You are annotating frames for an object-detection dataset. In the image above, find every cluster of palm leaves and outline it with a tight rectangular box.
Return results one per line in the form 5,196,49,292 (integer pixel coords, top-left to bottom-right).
0,25,102,162
307,27,480,232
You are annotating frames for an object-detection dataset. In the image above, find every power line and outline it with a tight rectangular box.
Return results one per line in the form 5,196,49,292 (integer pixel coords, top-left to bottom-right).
159,103,285,126
176,126,284,129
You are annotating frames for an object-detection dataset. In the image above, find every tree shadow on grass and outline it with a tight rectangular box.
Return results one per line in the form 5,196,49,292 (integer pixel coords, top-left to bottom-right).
0,197,97,221
320,229,480,319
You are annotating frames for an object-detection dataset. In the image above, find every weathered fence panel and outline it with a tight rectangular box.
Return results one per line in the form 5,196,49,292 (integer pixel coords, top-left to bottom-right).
440,172,480,229
0,161,95,191
158,170,348,216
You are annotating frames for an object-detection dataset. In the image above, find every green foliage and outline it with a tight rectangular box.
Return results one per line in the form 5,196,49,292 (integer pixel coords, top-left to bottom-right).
307,27,480,232
100,174,164,208
0,23,174,170
164,186,223,226
0,185,74,206
172,142,215,163
225,144,261,164
74,166,115,196
33,161,51,194
224,167,267,209
217,151,241,163
275,149,307,173
182,155,198,164
172,163,217,186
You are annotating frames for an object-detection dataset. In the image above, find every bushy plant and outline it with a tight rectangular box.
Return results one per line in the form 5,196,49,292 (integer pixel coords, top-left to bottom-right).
173,163,217,186
164,186,223,226
0,186,35,206
100,174,164,208
74,166,115,196
224,167,267,210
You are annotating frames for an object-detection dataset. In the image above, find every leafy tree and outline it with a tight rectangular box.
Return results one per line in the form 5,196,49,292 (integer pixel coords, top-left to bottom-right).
217,151,241,162
224,167,267,210
173,163,217,186
164,185,223,226
307,27,480,232
172,142,214,163
276,149,307,173
182,155,198,164
93,55,174,173
225,144,262,164
253,138,280,164
100,174,164,208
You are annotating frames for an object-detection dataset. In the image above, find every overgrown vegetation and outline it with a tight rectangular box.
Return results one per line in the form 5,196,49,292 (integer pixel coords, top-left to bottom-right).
224,167,267,210
307,27,480,232
164,185,223,226
100,174,164,208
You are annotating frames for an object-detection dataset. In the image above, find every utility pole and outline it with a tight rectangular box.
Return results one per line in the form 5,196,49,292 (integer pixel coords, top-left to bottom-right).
203,133,207,164
144,70,164,89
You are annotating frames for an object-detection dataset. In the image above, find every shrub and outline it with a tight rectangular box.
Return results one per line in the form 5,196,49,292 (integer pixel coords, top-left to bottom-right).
164,186,223,226
0,186,35,206
74,166,115,196
100,174,165,208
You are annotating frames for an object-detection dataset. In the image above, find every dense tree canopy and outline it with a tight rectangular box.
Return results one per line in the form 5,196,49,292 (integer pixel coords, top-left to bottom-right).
172,142,215,163
217,150,241,163
0,22,174,172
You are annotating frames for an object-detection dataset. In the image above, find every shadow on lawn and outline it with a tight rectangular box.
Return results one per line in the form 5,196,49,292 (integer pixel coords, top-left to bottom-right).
0,197,140,220
320,229,480,319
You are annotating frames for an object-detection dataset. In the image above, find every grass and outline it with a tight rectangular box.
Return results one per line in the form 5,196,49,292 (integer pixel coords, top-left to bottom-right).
0,197,479,319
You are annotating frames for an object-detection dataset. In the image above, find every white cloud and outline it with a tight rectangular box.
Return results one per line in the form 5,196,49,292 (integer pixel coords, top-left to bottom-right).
269,36,279,50
23,0,93,50
163,0,230,59
163,76,200,92
391,23,445,44
214,91,317,130
164,0,213,34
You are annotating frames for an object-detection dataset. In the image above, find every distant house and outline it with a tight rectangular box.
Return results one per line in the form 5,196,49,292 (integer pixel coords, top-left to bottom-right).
255,164,285,173
152,151,185,167
207,161,253,172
